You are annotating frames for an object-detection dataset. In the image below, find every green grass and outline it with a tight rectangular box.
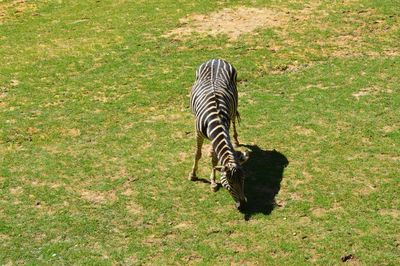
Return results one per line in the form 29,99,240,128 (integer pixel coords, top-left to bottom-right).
1,0,399,264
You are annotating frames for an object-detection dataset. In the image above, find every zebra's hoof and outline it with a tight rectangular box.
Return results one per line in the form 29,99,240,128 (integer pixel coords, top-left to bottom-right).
211,183,218,192
188,173,197,181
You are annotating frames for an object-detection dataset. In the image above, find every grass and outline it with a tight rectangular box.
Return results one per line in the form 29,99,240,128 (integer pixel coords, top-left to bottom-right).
1,0,399,264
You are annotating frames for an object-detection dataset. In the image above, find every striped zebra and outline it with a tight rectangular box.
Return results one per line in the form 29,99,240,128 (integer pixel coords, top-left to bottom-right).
188,59,249,211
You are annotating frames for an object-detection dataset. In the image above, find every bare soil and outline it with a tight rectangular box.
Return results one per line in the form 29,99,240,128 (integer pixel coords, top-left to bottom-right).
164,7,292,40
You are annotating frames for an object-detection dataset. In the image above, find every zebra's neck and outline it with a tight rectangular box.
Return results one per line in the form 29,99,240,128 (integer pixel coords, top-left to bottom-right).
207,113,237,167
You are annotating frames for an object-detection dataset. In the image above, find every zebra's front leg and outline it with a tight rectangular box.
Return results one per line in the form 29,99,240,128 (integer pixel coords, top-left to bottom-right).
188,133,204,181
209,149,219,192
232,119,240,147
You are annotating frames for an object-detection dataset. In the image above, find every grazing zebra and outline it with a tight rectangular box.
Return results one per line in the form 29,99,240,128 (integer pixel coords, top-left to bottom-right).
188,59,249,211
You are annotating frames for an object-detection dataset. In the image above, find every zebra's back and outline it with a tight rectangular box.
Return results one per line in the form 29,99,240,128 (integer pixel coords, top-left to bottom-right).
190,59,238,139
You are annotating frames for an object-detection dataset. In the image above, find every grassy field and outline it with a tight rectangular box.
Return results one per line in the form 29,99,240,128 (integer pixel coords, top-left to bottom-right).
1,0,399,264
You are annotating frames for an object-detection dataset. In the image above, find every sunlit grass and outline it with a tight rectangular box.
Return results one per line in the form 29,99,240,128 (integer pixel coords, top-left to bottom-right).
1,0,399,264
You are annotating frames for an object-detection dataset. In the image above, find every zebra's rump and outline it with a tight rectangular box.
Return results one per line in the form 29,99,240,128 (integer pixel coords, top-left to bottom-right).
195,59,237,84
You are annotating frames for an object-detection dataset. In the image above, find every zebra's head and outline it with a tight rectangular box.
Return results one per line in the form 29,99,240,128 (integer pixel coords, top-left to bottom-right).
220,164,246,211
217,151,250,212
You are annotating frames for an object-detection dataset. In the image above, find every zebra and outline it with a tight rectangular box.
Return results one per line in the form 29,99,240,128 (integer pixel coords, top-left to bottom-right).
188,59,249,211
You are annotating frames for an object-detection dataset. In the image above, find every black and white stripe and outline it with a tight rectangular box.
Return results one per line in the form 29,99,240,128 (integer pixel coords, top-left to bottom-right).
188,59,247,211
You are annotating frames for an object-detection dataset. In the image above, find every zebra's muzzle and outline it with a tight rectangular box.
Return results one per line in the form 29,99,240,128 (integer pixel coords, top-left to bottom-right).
236,198,247,212
236,197,247,212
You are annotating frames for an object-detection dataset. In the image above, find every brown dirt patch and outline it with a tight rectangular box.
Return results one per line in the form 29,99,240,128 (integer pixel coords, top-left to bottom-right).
269,63,314,74
63,128,81,137
288,191,304,201
9,186,23,195
311,207,327,218
173,221,192,230
164,2,326,41
378,209,400,219
354,184,377,196
182,253,202,264
0,233,11,241
376,153,400,162
298,216,311,225
0,0,36,23
142,234,163,246
122,187,135,196
302,171,314,182
294,126,316,136
123,256,139,265
381,125,399,134
126,201,143,215
80,189,117,204
352,86,393,100
164,7,291,41
178,151,189,161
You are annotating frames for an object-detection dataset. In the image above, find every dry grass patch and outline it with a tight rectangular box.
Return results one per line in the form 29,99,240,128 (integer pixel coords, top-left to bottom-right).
164,2,327,41
352,86,393,100
178,151,189,161
182,253,202,264
173,221,192,230
376,153,400,162
126,201,143,215
164,7,292,41
269,63,315,74
142,234,163,246
123,256,139,265
293,125,316,136
311,207,328,218
378,209,400,219
380,124,399,134
0,0,36,24
9,186,23,195
354,184,377,196
63,128,81,138
80,189,117,204
323,8,400,58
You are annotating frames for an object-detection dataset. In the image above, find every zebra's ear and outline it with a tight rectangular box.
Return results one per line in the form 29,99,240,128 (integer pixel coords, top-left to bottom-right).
214,166,226,172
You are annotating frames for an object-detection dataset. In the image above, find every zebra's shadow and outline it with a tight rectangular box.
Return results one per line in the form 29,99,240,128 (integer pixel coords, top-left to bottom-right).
241,145,289,220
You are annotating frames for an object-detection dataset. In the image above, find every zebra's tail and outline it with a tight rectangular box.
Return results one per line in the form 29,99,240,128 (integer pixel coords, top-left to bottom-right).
236,111,241,125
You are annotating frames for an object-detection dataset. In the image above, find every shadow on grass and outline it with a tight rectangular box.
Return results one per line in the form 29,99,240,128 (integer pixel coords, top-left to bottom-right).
241,145,289,220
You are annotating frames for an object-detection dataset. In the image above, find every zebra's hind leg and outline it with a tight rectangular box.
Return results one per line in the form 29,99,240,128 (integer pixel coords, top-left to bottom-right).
188,133,204,181
209,149,218,192
232,119,240,148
